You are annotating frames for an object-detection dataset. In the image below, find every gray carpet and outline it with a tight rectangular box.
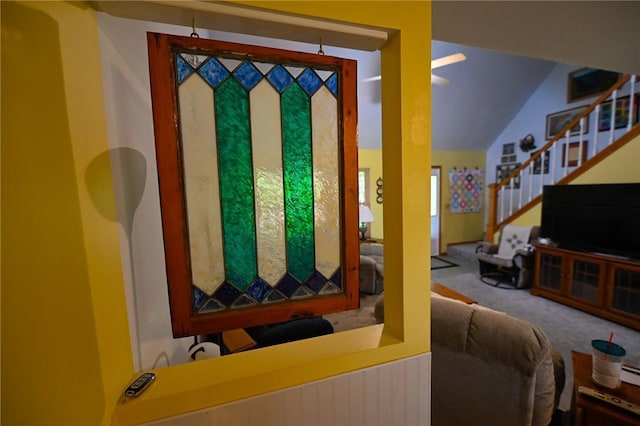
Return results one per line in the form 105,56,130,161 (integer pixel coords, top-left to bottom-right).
437,271,640,412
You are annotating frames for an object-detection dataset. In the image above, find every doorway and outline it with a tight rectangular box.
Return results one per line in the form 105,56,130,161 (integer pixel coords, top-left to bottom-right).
431,167,441,256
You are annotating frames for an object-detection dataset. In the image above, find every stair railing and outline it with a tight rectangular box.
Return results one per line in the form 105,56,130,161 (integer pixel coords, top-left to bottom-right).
486,74,639,241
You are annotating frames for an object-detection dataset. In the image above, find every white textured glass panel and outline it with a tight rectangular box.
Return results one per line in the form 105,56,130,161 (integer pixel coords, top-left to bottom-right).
180,53,208,68
312,86,340,278
316,70,334,81
179,76,225,295
250,80,287,286
218,57,242,71
253,62,275,75
285,65,305,78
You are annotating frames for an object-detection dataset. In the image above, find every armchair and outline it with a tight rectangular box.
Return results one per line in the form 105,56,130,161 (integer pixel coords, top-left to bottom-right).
360,242,384,294
475,224,540,289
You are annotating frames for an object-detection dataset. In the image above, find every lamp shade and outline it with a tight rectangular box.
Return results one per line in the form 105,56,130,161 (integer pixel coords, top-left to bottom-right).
359,204,375,223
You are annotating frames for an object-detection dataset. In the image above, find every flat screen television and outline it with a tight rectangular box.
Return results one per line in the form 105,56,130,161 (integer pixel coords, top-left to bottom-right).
540,183,640,261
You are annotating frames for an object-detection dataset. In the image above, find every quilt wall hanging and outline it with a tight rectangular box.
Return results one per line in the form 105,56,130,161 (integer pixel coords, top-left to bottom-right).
449,168,484,214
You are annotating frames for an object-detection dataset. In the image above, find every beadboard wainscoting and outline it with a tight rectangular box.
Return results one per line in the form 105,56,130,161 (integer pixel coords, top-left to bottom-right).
145,353,431,426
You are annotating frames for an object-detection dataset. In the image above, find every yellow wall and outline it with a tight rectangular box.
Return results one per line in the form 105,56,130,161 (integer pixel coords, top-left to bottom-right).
432,150,486,251
2,1,432,425
359,149,384,238
2,2,132,424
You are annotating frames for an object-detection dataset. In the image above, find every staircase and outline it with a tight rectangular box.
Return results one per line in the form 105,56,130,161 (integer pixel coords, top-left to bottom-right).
485,74,640,242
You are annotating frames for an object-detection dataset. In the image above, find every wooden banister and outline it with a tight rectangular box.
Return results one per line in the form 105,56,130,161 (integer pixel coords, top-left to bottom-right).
486,74,637,240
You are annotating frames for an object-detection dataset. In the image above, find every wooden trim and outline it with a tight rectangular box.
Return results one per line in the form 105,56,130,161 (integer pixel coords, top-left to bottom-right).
494,123,640,231
494,75,632,192
488,74,638,234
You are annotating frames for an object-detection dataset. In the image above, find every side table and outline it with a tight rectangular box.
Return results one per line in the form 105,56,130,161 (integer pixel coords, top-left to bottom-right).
571,351,640,425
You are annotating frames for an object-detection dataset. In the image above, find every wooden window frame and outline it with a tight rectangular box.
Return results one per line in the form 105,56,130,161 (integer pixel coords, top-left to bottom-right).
146,32,360,336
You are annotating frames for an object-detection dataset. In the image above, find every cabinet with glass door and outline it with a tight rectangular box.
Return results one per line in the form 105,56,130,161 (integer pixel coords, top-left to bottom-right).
533,245,640,331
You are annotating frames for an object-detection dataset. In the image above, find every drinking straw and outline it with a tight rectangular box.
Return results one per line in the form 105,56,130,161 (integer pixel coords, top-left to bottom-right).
607,332,614,359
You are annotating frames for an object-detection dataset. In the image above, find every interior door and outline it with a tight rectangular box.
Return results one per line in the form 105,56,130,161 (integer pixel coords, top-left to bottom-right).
431,167,441,256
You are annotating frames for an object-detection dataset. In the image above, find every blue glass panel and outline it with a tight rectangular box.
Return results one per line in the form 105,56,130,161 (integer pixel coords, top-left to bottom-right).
331,267,342,289
267,65,293,93
298,68,323,96
214,281,242,307
306,270,327,293
246,278,271,302
234,61,263,90
176,55,194,84
198,57,229,88
325,73,338,97
277,273,300,298
193,286,208,310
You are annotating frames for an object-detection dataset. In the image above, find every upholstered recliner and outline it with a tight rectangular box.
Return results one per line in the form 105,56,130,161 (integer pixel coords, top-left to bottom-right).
476,224,540,289
430,295,565,426
360,243,383,294
373,293,566,425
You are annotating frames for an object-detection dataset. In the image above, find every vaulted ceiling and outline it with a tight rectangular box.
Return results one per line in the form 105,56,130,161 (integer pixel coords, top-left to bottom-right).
430,41,555,151
356,41,557,151
359,1,640,151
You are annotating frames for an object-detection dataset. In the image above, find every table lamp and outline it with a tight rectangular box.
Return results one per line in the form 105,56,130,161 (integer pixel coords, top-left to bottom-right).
359,204,375,240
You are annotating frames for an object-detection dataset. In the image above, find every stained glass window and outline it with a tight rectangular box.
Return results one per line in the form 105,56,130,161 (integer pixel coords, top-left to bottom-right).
147,33,359,336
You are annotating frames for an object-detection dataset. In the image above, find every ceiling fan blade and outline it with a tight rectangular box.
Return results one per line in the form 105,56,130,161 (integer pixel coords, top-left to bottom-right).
431,53,466,70
431,74,450,86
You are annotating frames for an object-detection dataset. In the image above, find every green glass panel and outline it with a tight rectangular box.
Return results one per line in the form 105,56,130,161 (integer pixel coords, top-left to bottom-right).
282,84,315,282
215,78,257,290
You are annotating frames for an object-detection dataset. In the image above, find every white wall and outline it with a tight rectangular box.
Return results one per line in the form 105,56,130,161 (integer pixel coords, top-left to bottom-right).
486,63,637,223
97,12,381,371
145,353,431,426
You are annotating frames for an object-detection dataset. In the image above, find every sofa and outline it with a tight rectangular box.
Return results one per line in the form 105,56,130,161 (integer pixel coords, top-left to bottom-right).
374,293,565,426
360,242,384,294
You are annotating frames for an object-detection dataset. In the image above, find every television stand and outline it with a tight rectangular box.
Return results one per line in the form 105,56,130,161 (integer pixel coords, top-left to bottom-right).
590,251,631,261
532,244,640,331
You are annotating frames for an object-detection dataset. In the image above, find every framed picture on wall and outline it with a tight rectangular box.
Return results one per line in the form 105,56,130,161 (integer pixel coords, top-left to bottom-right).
562,141,589,167
501,154,517,164
496,163,521,189
545,105,590,140
502,142,515,156
529,150,550,175
597,95,640,131
567,67,621,103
